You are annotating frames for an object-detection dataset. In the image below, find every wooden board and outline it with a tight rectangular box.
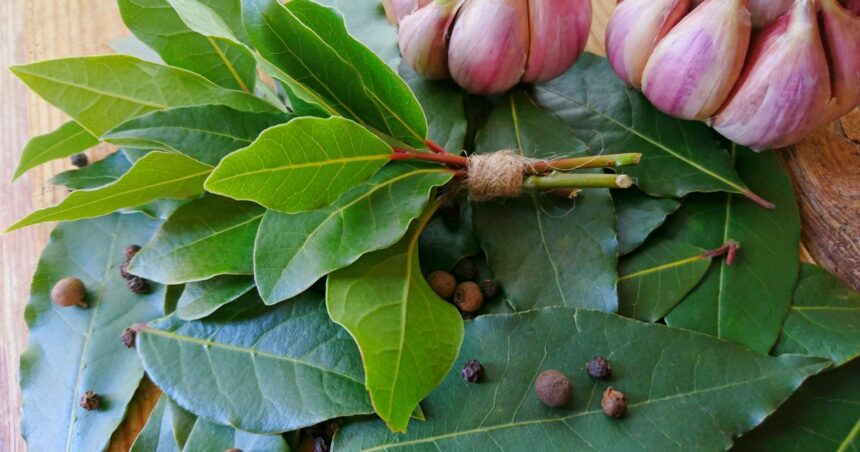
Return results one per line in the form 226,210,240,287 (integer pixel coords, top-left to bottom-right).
0,1,857,450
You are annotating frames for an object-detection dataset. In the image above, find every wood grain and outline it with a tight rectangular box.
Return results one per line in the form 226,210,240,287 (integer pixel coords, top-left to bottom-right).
0,1,857,451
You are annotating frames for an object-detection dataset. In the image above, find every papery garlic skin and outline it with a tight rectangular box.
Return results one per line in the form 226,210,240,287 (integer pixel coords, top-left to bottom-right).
382,0,433,25
713,0,832,150
820,0,860,122
448,0,529,95
523,0,592,83
605,0,690,88
398,0,461,80
642,0,751,120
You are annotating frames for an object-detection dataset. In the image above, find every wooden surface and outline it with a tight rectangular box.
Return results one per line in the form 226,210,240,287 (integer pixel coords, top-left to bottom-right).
0,1,857,450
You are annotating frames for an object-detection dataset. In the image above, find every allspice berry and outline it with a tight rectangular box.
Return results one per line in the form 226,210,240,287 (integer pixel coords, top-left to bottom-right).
70,153,89,168
452,258,477,281
534,370,572,408
454,282,484,313
120,327,137,348
51,277,88,308
127,276,151,295
80,391,102,411
124,244,142,260
479,279,499,299
460,360,485,383
586,356,612,380
427,271,457,299
601,387,628,418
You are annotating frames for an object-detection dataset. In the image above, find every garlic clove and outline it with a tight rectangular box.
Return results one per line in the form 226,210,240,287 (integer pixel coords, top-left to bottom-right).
693,0,793,29
522,0,592,84
641,0,751,120
605,0,690,88
382,0,433,25
820,0,860,123
448,0,529,95
398,0,461,80
713,0,832,150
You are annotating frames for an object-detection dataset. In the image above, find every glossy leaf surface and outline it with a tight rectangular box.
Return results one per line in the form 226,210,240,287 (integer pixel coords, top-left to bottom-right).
614,188,680,255
13,121,99,180
49,152,134,190
175,275,255,321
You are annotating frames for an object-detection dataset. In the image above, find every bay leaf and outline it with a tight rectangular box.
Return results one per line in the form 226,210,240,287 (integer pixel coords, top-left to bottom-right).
254,163,451,304
205,117,393,213
327,221,464,432
10,55,276,136
316,0,400,68
732,359,859,451
13,121,99,180
334,308,829,451
618,239,711,322
138,291,372,433
401,66,468,153
614,187,680,255
662,148,800,354
773,264,860,367
7,152,212,232
110,36,165,64
243,0,428,148
533,54,752,199
49,151,133,190
20,213,165,452
103,105,291,166
175,275,255,321
118,0,257,92
472,91,618,312
129,195,264,284
419,200,480,273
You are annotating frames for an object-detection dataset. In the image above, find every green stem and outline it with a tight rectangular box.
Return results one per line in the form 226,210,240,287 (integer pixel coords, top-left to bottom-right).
523,173,634,191
531,153,642,172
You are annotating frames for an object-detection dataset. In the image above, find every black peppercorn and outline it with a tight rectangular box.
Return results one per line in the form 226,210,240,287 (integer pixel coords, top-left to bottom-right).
427,271,457,299
535,370,572,408
121,327,137,348
461,360,485,383
479,279,499,299
51,277,88,308
601,387,628,418
586,356,612,380
70,153,89,168
452,258,477,281
127,276,151,294
80,391,102,411
454,282,484,313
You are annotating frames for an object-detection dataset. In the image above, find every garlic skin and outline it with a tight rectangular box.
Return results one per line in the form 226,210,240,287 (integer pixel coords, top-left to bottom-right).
398,0,461,80
713,0,832,150
523,0,592,84
642,0,751,120
820,0,860,123
605,0,690,88
448,0,529,95
382,0,433,25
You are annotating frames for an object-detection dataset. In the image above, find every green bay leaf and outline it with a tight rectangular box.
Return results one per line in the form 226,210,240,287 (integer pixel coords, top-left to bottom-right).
255,163,451,304
138,291,372,433
472,91,618,312
334,308,828,451
20,213,165,452
176,275,256,321
7,152,212,232
327,221,464,432
614,187,681,255
49,151,134,190
205,117,393,213
419,200,480,273
13,121,99,180
129,195,264,284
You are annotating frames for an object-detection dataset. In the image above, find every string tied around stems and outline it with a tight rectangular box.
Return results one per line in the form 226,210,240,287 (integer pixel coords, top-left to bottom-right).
466,150,535,201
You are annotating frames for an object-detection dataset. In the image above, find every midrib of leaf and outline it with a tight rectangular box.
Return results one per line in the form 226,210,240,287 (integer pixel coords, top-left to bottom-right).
536,85,747,194
146,213,263,261
203,35,250,93
838,417,860,452
619,255,706,281
793,307,860,311
141,327,363,385
16,128,92,178
717,177,734,339
110,125,256,144
64,215,122,451
209,154,391,183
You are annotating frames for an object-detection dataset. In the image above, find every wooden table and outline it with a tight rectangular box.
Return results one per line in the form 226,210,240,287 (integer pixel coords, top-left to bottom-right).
1,1,857,450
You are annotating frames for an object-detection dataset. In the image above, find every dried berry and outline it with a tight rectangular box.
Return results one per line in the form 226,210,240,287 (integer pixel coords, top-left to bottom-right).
452,258,477,281
601,387,628,418
50,277,88,308
534,370,572,408
70,153,89,168
124,244,142,260
586,356,612,380
438,200,461,229
479,279,499,299
121,327,137,348
80,391,102,411
427,271,457,299
127,276,151,295
461,359,485,383
454,281,484,313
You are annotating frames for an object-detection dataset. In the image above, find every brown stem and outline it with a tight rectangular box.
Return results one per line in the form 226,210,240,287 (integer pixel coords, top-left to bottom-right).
703,240,741,266
390,150,470,167
743,190,775,210
425,139,450,155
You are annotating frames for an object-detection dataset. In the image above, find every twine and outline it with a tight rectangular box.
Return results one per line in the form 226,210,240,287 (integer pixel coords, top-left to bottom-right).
466,151,535,201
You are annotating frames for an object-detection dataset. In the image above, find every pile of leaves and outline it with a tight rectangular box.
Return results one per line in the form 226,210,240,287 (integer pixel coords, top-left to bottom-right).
9,0,859,450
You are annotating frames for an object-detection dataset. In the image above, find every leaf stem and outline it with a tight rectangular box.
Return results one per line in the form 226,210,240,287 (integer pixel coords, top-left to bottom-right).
391,150,469,167
425,139,450,155
523,173,634,191
742,190,775,210
703,240,741,266
530,153,642,172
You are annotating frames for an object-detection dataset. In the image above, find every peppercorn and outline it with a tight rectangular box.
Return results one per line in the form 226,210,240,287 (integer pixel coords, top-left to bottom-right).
454,282,484,313
438,200,461,230
461,359,485,383
120,327,137,348
534,370,572,408
479,279,499,299
80,391,102,411
50,277,88,308
601,387,628,418
127,276,151,295
452,258,477,281
586,356,612,380
70,153,89,168
427,271,457,299
124,244,142,260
